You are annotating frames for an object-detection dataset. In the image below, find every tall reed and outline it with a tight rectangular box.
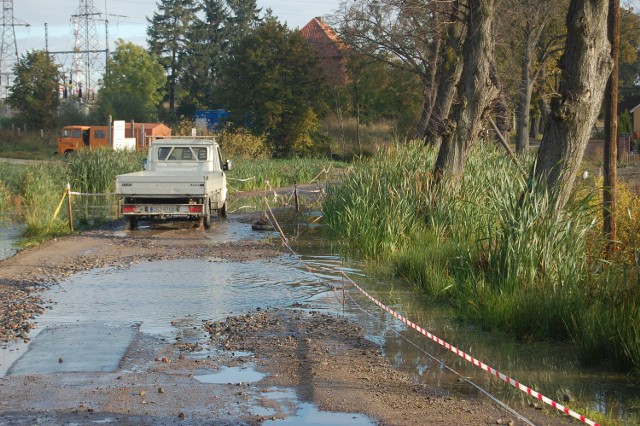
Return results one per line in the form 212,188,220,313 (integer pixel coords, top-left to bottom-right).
322,140,640,371
323,141,432,258
65,147,146,194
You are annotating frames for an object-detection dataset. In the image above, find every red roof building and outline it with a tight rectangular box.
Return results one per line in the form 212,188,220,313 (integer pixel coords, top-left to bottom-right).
300,17,348,86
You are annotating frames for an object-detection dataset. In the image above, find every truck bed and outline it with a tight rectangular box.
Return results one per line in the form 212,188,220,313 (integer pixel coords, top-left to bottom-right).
116,171,224,197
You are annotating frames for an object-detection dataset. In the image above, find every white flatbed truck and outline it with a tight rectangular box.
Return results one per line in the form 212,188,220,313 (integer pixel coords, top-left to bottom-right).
116,137,230,230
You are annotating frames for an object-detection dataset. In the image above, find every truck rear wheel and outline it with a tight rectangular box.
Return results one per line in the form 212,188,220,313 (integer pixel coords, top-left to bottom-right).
203,203,211,229
219,202,227,219
127,216,138,230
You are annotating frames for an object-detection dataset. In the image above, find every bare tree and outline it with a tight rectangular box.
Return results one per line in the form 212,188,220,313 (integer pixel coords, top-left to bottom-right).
532,0,612,209
603,0,620,254
434,0,498,182
423,0,467,145
334,0,466,141
513,0,551,153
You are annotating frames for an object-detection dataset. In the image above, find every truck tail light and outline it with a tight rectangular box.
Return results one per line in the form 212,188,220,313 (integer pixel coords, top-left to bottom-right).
122,205,136,213
189,205,203,213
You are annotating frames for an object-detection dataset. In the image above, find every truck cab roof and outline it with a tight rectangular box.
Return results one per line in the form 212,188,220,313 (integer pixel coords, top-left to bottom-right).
151,138,218,146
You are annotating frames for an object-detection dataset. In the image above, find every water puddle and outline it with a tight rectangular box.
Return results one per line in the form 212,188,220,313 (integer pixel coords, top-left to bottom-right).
0,222,23,260
263,402,374,425
255,387,374,425
194,365,266,384
36,256,339,337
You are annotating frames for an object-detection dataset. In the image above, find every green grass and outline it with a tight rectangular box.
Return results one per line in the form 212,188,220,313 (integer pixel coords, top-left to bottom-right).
322,140,640,372
0,131,58,160
0,148,144,238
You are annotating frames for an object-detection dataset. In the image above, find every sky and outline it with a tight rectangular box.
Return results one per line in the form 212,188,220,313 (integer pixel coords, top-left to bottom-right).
11,0,342,60
10,0,640,61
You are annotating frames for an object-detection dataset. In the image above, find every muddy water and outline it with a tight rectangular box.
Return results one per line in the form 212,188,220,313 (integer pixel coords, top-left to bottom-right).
0,223,22,260
1,216,639,424
37,256,339,337
287,223,640,425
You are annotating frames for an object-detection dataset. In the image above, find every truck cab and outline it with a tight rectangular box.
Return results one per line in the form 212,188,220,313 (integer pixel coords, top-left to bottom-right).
57,125,109,156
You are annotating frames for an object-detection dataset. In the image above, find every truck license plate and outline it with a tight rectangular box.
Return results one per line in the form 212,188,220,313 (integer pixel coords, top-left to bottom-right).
149,206,175,213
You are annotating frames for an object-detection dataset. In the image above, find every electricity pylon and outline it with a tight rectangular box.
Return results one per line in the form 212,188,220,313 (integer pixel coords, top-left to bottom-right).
0,0,29,97
71,0,104,102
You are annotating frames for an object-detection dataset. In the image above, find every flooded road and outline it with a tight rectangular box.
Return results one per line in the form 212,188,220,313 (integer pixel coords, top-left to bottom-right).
0,216,638,424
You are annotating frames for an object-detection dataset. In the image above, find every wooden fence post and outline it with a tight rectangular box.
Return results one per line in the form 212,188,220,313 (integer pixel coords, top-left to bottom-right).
66,182,74,232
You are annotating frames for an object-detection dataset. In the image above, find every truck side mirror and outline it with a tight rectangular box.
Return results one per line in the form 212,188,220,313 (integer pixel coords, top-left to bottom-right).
223,159,232,171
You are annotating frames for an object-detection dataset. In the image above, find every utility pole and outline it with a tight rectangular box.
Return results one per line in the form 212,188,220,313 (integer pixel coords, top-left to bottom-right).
603,0,620,256
0,0,29,98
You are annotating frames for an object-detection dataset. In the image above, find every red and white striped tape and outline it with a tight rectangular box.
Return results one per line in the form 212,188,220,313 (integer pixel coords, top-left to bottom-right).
262,198,600,426
341,272,600,426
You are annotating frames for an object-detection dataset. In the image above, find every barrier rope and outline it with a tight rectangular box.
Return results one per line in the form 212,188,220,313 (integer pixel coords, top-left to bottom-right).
342,288,536,426
228,176,256,182
340,272,600,426
262,197,600,426
69,191,116,196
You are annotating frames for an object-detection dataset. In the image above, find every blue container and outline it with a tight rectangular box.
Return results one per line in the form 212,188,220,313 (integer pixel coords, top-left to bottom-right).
194,110,229,131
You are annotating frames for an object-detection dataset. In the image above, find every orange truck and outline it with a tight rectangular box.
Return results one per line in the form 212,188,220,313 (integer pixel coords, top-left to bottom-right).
57,122,172,156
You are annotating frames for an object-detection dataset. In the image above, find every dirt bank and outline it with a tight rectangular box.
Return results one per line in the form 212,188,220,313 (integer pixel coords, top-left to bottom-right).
0,217,570,425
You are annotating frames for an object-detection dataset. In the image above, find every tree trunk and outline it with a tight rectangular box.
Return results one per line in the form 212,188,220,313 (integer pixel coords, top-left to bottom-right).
530,115,540,139
424,0,466,146
538,97,550,127
532,0,612,209
603,0,620,254
515,7,548,154
494,89,512,145
415,37,442,140
434,0,498,181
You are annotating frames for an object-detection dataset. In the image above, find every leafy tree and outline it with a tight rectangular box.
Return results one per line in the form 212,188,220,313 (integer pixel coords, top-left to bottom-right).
7,50,60,129
345,52,422,134
226,0,261,40
495,0,567,153
336,0,445,140
178,0,262,116
147,0,198,116
619,6,640,88
218,17,326,157
179,0,231,115
97,40,166,122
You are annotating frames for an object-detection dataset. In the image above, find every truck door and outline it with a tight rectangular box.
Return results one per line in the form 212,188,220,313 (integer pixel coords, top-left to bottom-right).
83,129,90,147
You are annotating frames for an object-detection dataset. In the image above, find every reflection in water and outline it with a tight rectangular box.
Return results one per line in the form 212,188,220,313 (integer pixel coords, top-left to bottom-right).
287,223,640,426
0,223,22,260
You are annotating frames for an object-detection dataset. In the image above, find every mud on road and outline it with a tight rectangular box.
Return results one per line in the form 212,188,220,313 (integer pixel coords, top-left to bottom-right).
0,215,570,425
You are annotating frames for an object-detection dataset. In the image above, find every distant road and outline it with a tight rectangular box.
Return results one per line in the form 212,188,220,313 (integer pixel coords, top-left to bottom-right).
0,157,46,165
